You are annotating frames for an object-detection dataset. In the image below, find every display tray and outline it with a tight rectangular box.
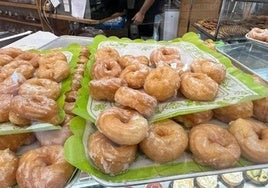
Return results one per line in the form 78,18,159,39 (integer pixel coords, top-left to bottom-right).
217,41,268,83
245,34,268,47
65,33,268,187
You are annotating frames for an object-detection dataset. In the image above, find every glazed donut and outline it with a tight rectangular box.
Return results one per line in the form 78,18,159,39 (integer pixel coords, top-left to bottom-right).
0,133,33,152
0,94,13,123
180,72,219,101
191,58,226,84
173,110,213,128
114,86,157,117
91,59,122,80
94,47,120,61
0,149,18,188
213,101,253,123
63,102,75,115
1,60,35,79
189,123,241,169
118,55,150,68
253,97,268,123
0,47,23,58
10,94,61,125
18,78,61,100
65,90,78,102
87,131,137,175
35,115,73,146
248,28,268,42
144,66,180,101
9,111,31,126
96,106,149,145
229,118,268,163
37,59,70,82
89,77,127,101
15,51,40,68
150,47,180,67
0,72,26,95
16,145,75,188
139,119,188,163
71,72,84,91
120,63,151,89
41,51,67,62
0,54,13,66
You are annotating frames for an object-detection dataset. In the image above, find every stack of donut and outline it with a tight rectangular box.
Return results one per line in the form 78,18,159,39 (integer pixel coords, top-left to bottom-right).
87,45,268,176
0,46,89,187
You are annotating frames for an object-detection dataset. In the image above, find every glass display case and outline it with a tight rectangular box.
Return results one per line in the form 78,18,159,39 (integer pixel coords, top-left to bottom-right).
193,0,268,41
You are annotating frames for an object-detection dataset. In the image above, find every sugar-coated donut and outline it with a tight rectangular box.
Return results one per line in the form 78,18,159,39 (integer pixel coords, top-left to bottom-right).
173,110,213,128
144,66,180,101
253,97,268,122
229,118,268,163
191,58,226,84
118,55,150,68
0,72,26,95
91,59,122,80
87,131,137,175
10,95,61,125
115,86,157,117
0,94,13,123
213,101,253,123
96,106,148,145
89,77,127,101
18,78,61,100
1,60,35,79
139,119,188,163
94,47,120,61
0,133,33,152
189,123,241,169
0,149,18,188
16,145,75,188
0,47,23,58
150,47,180,67
120,63,151,89
180,72,219,101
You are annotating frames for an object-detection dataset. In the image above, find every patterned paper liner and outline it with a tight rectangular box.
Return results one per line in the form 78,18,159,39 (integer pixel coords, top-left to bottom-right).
64,33,268,186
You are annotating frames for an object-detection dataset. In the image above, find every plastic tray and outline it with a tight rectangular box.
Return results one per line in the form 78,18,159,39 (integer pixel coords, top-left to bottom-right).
245,34,268,48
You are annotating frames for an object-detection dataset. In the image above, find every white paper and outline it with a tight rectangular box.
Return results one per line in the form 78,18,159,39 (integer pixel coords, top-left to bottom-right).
71,0,87,19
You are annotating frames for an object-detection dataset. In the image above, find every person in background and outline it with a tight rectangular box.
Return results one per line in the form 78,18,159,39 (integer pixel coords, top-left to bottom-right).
119,0,164,39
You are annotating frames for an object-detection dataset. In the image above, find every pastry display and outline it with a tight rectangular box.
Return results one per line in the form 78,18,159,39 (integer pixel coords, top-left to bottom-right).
229,118,268,163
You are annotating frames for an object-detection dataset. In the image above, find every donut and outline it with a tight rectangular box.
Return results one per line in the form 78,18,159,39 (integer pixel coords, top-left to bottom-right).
229,118,268,163
41,51,67,62
87,131,137,175
0,54,13,66
120,63,151,89
173,110,213,128
10,94,61,125
189,123,241,169
65,90,78,102
150,47,180,67
114,86,157,117
253,97,268,122
118,55,150,68
180,72,219,101
91,59,122,80
0,72,26,95
139,119,188,163
63,102,75,115
94,47,120,61
213,101,253,123
9,111,31,126
71,72,84,91
0,133,33,152
144,66,180,101
0,47,23,58
1,60,35,79
37,59,70,82
190,58,226,84
248,28,268,42
0,94,13,123
89,77,127,101
18,78,61,100
96,106,148,145
0,149,19,187
16,145,75,188
35,115,73,146
15,51,40,68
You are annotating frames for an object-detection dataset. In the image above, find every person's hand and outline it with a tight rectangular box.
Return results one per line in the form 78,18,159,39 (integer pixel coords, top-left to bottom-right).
132,11,145,25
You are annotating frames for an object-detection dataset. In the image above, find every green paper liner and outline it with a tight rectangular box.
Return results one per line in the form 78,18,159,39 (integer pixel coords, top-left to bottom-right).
0,43,82,135
65,33,268,186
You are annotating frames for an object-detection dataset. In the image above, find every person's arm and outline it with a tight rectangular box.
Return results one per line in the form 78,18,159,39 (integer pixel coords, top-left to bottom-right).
132,0,155,25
